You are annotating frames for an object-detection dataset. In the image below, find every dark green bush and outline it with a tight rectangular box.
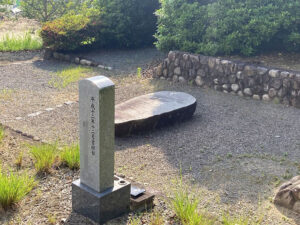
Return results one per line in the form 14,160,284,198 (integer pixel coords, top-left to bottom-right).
95,0,159,48
41,0,159,51
155,0,300,56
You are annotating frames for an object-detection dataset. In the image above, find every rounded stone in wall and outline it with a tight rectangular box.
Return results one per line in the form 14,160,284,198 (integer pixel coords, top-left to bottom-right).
168,51,176,61
244,65,256,76
163,69,168,77
173,75,179,82
231,84,239,92
263,83,269,92
80,59,92,66
257,67,268,75
243,88,253,96
238,91,244,97
189,68,196,78
237,71,244,80
208,58,215,69
229,74,237,84
269,69,280,78
283,79,291,88
271,79,282,90
253,95,261,100
75,57,80,64
280,71,290,78
195,76,204,86
155,64,163,77
197,69,206,77
292,80,299,89
178,76,186,83
183,54,189,61
174,67,181,76
222,84,229,90
268,88,277,98
262,94,270,101
248,78,256,88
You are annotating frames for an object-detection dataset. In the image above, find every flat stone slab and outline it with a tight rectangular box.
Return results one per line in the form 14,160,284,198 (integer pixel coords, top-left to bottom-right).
115,91,197,136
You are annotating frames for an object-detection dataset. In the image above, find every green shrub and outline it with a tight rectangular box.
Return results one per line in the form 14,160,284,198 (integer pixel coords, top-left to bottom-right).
41,11,101,51
155,0,300,56
60,144,80,170
41,0,159,51
95,0,159,48
0,32,42,52
29,144,58,174
0,166,36,210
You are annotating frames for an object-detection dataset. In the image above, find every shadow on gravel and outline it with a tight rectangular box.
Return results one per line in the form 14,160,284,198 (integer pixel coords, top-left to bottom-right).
115,80,300,221
32,59,79,73
275,205,300,224
65,212,128,225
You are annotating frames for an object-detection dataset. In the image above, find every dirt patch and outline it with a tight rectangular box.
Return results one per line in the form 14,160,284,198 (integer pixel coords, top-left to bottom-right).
0,17,40,39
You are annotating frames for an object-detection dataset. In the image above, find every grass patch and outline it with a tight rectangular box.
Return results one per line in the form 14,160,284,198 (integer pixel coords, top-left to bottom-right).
223,214,249,225
0,32,42,52
128,216,141,225
0,125,4,143
0,89,14,101
49,66,92,89
29,144,58,174
149,211,164,225
60,144,80,170
14,151,23,170
0,166,36,210
171,175,262,225
171,187,215,225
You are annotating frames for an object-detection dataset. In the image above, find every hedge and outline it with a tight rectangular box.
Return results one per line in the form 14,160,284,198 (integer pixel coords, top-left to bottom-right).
41,0,159,51
95,0,159,48
155,0,300,56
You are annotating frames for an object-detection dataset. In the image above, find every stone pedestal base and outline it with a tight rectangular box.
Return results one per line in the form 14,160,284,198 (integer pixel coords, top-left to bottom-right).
72,177,131,224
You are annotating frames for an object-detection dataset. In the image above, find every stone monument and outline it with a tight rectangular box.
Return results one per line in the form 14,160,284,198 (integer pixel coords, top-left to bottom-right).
72,76,131,224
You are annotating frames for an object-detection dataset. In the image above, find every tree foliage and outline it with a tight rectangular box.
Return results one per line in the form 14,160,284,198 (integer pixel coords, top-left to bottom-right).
20,0,74,22
94,0,159,48
155,0,300,56
41,0,159,51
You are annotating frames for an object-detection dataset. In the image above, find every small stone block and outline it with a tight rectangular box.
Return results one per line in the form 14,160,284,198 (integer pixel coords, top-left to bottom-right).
72,177,131,224
130,191,155,212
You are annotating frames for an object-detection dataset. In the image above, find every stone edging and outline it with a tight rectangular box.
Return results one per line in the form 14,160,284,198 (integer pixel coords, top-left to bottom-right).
154,51,300,108
45,50,113,71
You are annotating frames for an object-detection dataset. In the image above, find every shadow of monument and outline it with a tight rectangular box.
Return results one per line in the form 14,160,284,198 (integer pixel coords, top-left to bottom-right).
275,205,300,225
114,79,300,219
65,212,129,225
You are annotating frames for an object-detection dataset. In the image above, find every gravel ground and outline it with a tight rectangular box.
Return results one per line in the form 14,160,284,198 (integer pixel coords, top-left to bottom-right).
71,47,166,73
0,53,300,224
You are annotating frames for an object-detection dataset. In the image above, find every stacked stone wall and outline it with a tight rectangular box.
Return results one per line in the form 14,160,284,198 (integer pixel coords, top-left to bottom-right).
154,51,300,108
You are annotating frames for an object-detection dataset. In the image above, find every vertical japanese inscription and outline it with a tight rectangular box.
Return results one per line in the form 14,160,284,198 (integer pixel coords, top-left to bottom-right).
90,96,96,156
79,76,115,193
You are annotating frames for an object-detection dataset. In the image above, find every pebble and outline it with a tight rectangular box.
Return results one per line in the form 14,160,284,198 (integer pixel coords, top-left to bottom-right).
28,111,42,117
